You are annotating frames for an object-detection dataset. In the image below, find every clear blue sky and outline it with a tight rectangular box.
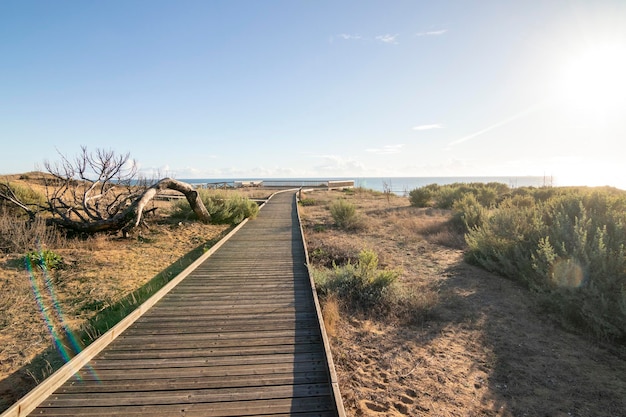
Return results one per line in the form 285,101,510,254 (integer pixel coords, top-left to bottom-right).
2,1,625,187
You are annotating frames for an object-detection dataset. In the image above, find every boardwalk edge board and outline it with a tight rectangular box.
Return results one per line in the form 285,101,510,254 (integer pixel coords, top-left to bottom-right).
1,204,259,417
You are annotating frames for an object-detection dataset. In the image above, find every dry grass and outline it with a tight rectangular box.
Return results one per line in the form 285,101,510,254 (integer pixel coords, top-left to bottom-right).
321,295,340,338
300,189,626,417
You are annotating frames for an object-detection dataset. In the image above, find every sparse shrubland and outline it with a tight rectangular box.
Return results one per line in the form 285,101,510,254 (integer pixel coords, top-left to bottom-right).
0,173,262,409
410,182,626,343
300,187,626,416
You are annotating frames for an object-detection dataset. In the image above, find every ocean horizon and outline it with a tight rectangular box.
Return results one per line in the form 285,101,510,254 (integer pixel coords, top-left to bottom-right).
180,176,552,195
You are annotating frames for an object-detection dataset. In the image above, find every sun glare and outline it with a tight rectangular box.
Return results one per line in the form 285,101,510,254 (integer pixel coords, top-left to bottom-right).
558,43,626,119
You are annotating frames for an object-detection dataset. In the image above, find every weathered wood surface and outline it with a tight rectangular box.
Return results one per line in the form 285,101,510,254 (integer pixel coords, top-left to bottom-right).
25,191,343,417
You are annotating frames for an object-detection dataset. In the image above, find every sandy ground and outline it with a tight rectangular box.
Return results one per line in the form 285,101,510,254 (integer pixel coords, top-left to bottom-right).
300,189,626,417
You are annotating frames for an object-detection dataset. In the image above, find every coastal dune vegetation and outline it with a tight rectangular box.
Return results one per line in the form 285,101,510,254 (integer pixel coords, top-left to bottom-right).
410,182,626,343
299,185,626,416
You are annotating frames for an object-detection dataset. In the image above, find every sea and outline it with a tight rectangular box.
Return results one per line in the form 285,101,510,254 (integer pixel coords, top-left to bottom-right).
180,176,551,196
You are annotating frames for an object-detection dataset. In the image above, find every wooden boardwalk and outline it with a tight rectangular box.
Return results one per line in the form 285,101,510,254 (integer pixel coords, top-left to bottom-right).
12,191,344,417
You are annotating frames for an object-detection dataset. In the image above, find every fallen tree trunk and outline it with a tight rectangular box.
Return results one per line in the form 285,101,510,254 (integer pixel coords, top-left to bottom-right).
49,178,210,234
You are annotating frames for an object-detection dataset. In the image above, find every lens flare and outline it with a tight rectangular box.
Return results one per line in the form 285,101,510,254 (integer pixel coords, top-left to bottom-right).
26,246,100,382
550,258,585,288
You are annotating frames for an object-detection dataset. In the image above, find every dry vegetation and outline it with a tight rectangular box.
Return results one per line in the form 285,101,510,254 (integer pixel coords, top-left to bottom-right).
299,188,626,417
1,178,625,416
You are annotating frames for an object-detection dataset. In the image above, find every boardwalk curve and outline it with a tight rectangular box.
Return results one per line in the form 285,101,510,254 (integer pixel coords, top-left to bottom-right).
4,190,344,417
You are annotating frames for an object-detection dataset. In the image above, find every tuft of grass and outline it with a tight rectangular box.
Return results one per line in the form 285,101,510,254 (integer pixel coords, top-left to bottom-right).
313,249,437,325
320,295,340,337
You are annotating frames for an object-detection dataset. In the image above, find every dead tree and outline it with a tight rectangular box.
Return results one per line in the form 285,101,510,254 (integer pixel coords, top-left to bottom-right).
47,177,211,235
1,147,211,235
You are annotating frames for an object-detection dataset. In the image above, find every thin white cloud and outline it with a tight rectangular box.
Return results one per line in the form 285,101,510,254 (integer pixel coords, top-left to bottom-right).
413,124,443,131
338,33,362,40
416,29,448,36
446,105,541,149
366,144,404,155
376,34,399,44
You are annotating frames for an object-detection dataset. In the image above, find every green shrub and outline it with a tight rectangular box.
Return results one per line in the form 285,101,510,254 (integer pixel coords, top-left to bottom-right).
313,249,399,312
24,249,64,271
408,188,432,207
466,187,626,342
0,182,46,217
452,193,487,232
329,199,363,230
409,182,510,210
170,191,259,225
313,249,435,324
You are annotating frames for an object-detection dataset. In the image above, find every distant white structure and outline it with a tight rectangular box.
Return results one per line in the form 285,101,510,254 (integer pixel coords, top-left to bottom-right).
234,180,264,188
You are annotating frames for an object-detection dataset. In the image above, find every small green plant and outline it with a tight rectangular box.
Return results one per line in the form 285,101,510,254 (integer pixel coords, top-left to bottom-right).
314,249,399,311
24,249,64,270
329,199,363,230
299,198,316,206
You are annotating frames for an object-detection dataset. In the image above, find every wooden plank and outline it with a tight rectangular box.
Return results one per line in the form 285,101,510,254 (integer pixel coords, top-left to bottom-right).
41,384,331,407
73,358,327,381
98,342,323,360
135,310,314,322
61,371,330,393
116,327,318,341
105,335,321,350
33,396,335,416
89,351,325,370
121,320,320,335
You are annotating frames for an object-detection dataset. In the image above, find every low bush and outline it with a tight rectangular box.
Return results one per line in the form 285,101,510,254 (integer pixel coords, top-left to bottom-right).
409,182,508,210
170,190,259,225
452,193,487,232
0,182,47,219
408,187,432,207
313,248,436,324
313,249,399,311
329,199,364,230
298,198,316,206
